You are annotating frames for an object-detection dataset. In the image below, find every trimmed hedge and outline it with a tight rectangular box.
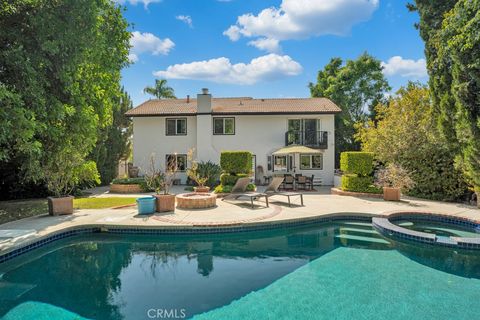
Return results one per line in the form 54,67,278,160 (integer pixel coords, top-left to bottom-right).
341,174,382,194
214,183,256,193
220,151,252,174
220,173,249,185
340,152,374,176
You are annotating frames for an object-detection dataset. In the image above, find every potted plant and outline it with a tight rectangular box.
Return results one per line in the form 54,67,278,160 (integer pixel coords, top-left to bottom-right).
375,163,415,201
186,150,221,193
145,154,177,212
43,154,100,215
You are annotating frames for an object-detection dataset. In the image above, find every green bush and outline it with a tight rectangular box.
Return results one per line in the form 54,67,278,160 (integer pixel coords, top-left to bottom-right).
220,173,249,185
340,152,374,176
341,174,382,194
197,161,222,187
214,183,256,193
220,151,252,174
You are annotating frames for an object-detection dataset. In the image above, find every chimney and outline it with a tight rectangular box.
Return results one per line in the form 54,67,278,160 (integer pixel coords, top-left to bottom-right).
186,95,190,103
197,88,212,113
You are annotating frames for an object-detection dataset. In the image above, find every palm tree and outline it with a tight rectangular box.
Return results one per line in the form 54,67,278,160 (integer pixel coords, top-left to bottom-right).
143,79,176,99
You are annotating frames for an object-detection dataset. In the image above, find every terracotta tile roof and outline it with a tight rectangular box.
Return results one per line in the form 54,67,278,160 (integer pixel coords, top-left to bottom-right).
125,97,341,117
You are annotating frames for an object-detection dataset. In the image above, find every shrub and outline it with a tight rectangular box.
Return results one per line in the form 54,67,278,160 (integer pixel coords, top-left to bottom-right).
220,151,252,174
342,174,382,194
340,152,374,176
220,173,249,186
375,164,415,191
196,161,222,187
214,183,255,193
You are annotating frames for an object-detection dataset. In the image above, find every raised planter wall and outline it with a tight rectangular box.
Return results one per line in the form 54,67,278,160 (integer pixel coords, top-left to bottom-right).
110,184,144,194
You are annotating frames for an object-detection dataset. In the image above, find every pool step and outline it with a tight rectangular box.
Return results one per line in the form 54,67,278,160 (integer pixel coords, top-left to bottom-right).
0,282,36,300
339,227,379,235
338,222,372,227
335,234,390,244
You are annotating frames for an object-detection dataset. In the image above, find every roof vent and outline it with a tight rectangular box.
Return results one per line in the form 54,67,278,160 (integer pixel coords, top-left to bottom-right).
201,88,209,95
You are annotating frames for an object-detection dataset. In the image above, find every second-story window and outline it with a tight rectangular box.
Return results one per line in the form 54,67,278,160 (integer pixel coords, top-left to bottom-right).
166,118,187,136
213,117,235,135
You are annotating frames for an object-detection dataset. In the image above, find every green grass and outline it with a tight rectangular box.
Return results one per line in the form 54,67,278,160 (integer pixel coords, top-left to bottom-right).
73,197,137,209
0,197,138,225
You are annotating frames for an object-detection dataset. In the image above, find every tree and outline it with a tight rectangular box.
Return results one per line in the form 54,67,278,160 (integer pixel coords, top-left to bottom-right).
355,83,467,201
143,79,176,99
90,88,133,184
413,0,480,204
0,0,130,198
309,53,390,166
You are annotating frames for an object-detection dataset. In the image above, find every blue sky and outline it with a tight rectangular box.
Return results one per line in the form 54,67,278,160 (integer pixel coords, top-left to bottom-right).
118,0,427,106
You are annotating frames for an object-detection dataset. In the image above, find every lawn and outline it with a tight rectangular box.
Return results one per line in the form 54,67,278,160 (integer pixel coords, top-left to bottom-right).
0,197,137,225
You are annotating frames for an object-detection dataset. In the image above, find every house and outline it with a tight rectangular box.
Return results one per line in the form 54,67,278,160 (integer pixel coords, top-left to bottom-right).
125,88,341,185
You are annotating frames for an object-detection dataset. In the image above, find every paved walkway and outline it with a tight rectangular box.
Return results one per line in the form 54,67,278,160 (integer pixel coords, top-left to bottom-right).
0,187,478,254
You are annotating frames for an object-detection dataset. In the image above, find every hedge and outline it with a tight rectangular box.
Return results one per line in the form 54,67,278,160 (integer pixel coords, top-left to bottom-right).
341,174,382,194
220,173,249,186
214,183,256,193
220,151,252,174
340,152,374,176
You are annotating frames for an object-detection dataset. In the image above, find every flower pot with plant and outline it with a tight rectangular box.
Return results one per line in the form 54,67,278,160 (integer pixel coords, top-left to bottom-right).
145,154,177,212
375,164,415,201
186,149,221,193
44,154,100,216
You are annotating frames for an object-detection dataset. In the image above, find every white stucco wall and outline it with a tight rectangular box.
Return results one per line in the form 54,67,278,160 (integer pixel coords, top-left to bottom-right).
132,114,336,185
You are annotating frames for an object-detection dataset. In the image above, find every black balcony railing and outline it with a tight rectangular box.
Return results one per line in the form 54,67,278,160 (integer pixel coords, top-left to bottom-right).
285,130,328,149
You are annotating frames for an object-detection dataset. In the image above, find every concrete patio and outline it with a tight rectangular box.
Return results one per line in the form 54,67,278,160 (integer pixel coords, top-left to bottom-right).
0,186,478,255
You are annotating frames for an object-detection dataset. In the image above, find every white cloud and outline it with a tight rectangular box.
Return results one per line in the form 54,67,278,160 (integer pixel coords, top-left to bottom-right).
381,56,428,78
248,38,281,53
129,31,175,63
176,15,193,28
114,0,162,9
153,54,303,85
224,0,379,51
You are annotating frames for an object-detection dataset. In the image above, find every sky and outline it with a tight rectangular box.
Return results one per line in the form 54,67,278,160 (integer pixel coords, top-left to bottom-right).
117,0,427,106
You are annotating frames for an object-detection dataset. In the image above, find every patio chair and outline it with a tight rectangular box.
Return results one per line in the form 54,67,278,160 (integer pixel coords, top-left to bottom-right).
221,177,269,209
265,177,304,207
282,175,295,190
296,175,307,190
306,175,314,190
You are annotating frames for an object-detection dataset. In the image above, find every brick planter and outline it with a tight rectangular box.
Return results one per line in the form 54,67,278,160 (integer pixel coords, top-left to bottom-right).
330,187,383,198
110,184,144,194
176,193,217,209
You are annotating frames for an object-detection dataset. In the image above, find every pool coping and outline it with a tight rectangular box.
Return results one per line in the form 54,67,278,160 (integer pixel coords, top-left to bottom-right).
0,212,375,264
372,211,480,250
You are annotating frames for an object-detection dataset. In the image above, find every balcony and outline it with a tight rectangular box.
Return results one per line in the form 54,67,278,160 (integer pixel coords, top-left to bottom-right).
285,130,328,149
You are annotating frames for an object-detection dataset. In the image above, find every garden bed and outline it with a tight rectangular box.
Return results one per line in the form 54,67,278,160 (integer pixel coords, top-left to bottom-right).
330,187,383,199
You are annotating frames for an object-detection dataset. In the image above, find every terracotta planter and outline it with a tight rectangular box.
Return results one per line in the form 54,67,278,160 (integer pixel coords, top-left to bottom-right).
48,196,74,216
193,186,210,193
153,194,176,212
383,187,401,201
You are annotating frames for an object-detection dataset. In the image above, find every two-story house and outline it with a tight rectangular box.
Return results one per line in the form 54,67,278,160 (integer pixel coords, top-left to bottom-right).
125,88,341,185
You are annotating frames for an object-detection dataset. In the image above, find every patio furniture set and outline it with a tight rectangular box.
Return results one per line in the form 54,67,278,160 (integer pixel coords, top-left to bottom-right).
263,174,315,191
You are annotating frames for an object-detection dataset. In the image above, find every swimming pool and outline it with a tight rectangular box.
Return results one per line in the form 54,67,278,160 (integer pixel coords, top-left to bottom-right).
1,221,479,319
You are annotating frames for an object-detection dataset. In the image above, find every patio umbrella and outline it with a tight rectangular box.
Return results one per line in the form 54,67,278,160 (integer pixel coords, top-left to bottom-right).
272,145,322,173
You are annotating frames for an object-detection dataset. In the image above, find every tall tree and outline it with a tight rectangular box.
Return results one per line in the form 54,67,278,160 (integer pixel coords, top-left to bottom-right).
355,83,467,201
90,88,133,184
0,0,130,198
413,0,480,204
309,53,390,166
143,79,176,99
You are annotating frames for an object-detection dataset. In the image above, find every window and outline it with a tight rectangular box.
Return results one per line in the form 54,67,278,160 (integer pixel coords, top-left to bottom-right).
166,154,187,171
274,155,287,171
166,118,187,136
213,117,235,135
300,154,323,170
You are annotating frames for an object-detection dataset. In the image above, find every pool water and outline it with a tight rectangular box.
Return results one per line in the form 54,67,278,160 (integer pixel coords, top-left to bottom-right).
0,221,480,319
395,220,480,238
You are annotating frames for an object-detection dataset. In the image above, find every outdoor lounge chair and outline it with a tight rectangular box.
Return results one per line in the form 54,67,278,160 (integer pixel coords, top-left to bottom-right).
221,177,269,209
265,176,304,207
